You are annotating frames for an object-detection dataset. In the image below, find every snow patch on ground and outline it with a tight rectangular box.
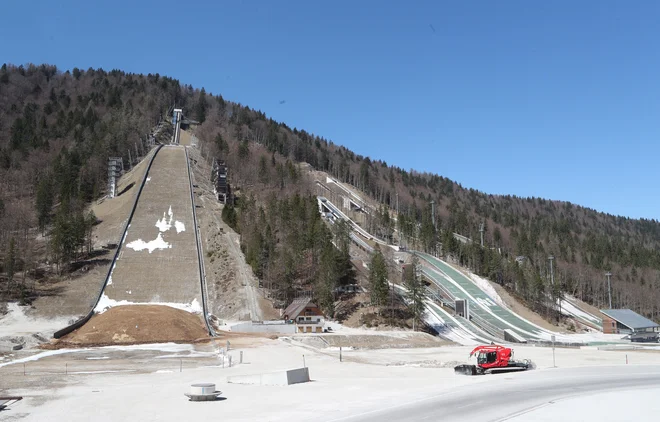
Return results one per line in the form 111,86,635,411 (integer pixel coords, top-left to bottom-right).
0,348,88,368
0,303,72,338
93,294,202,314
155,205,185,234
0,343,206,369
174,221,185,233
155,207,174,232
126,233,171,253
106,263,118,286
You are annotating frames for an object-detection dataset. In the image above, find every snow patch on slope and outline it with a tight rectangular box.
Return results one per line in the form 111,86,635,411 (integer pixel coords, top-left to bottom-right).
155,205,185,233
466,273,509,309
558,296,601,325
94,294,202,314
155,206,174,232
126,233,171,253
174,221,185,233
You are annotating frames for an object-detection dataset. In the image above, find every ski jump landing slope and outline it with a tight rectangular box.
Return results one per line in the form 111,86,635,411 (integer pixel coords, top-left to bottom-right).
417,252,552,341
100,146,202,308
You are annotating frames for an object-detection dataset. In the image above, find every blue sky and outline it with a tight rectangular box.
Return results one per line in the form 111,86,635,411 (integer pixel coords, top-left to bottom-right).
3,1,660,219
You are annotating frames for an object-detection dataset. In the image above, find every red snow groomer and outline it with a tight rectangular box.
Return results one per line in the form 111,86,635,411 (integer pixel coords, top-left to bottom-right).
454,345,534,375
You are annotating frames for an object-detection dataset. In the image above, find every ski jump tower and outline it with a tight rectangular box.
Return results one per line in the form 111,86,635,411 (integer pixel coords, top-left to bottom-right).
172,108,183,144
107,157,124,198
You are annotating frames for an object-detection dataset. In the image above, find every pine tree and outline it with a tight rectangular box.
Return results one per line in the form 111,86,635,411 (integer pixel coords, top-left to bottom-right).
36,177,54,233
316,243,339,317
221,204,238,230
258,155,269,183
332,220,355,286
194,88,207,123
369,246,389,311
214,133,228,155
5,237,16,284
238,140,250,160
85,210,97,255
404,255,425,330
50,202,81,271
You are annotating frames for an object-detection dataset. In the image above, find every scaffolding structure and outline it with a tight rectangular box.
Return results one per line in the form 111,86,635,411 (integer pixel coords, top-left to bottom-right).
211,159,231,204
107,157,124,198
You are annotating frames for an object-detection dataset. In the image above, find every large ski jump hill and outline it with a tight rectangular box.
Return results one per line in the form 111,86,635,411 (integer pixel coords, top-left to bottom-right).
98,146,201,309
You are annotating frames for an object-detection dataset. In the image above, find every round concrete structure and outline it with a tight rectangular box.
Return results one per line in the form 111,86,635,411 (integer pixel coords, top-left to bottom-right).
185,383,222,402
190,383,216,396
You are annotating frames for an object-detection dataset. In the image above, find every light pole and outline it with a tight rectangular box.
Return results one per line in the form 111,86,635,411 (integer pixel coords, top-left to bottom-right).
396,193,400,246
549,256,557,321
605,272,612,309
430,200,436,229
548,256,555,286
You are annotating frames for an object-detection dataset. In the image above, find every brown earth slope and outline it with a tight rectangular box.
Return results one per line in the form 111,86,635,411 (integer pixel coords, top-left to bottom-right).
186,140,278,321
56,305,209,346
29,147,158,321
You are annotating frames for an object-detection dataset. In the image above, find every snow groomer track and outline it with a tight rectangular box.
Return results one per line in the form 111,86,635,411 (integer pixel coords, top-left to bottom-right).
55,145,212,338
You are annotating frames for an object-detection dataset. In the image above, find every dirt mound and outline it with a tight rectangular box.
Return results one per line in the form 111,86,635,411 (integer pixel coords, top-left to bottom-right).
56,305,209,346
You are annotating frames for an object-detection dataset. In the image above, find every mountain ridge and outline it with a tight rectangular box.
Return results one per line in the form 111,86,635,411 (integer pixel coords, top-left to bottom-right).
0,62,658,321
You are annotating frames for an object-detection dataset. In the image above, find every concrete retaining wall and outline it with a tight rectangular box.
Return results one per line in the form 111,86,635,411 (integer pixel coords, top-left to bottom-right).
504,329,527,343
227,367,310,386
230,322,297,334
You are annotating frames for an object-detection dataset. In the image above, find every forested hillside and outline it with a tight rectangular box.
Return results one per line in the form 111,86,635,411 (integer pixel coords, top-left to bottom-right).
1,63,659,321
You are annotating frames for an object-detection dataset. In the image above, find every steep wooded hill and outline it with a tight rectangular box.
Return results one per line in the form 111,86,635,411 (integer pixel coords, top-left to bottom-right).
1,63,658,321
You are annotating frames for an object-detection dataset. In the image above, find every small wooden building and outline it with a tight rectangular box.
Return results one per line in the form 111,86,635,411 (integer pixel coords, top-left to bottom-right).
283,298,325,333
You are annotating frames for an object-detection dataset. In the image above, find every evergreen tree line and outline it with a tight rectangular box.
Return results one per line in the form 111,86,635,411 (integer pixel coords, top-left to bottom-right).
2,63,659,320
221,194,355,317
0,64,184,298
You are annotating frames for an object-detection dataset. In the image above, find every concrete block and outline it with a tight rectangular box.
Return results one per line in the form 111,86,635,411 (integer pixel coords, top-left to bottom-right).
227,367,310,386
286,367,310,385
504,329,527,343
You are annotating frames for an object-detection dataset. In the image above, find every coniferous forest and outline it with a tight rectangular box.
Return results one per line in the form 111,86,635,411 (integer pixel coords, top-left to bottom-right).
1,63,659,321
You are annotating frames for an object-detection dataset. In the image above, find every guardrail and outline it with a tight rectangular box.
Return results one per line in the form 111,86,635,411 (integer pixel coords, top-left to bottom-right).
318,196,388,246
54,144,164,339
528,339,585,348
185,147,215,337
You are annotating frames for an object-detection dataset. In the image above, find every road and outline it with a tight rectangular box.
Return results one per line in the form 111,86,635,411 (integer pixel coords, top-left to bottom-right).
332,365,660,422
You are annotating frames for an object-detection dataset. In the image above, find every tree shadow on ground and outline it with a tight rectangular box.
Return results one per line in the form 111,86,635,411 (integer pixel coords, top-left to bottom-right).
117,182,135,197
